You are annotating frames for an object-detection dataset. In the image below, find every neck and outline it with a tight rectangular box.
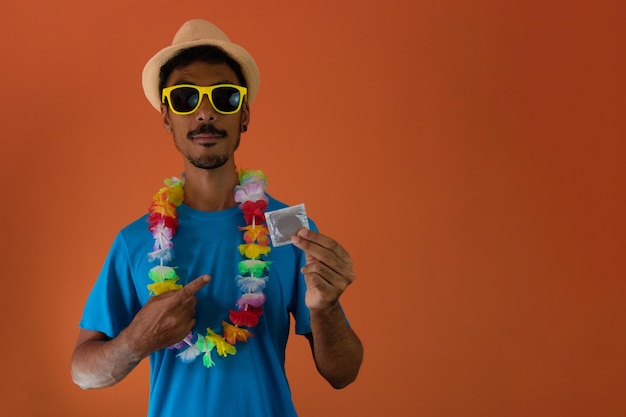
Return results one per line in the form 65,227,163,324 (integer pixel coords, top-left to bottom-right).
182,164,239,212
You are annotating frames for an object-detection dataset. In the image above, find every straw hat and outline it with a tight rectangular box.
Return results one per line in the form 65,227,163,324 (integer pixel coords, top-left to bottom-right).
142,19,260,111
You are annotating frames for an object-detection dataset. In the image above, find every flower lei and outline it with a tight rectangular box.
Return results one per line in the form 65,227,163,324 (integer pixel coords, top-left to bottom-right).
146,169,272,368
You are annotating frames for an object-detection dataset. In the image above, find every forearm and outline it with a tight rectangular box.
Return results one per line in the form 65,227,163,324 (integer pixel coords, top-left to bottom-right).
72,276,209,389
71,329,147,390
309,303,363,389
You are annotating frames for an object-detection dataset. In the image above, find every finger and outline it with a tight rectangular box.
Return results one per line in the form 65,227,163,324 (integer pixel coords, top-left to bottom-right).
292,230,352,272
181,294,199,308
302,259,354,289
294,229,350,258
303,273,344,309
304,272,336,294
180,274,211,297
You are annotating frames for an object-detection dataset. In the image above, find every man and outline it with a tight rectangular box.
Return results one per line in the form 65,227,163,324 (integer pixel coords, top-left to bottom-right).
71,18,362,417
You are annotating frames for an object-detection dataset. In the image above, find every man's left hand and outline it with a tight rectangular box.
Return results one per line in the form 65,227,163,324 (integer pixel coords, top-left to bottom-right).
291,229,355,311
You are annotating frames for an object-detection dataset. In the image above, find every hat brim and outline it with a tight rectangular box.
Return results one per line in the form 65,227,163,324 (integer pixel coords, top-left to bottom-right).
142,38,260,111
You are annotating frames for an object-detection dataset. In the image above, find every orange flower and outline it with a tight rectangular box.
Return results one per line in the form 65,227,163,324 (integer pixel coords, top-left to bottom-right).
149,199,177,218
239,224,269,243
222,321,253,344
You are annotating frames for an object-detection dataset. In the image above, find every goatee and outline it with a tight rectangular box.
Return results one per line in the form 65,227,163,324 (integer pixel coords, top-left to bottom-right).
188,154,229,170
174,124,241,171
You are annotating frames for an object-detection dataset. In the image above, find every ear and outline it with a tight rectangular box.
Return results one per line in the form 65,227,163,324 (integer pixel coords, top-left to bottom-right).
240,102,250,132
161,104,172,133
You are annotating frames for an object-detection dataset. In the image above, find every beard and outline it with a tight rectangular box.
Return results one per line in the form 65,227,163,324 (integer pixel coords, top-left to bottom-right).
186,153,230,170
175,124,241,170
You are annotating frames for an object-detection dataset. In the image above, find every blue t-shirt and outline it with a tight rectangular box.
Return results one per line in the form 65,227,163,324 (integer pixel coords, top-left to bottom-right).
79,196,314,417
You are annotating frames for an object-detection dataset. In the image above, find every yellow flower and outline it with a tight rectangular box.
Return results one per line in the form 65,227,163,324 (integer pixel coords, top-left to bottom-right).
205,328,237,358
164,185,184,206
238,243,271,259
147,281,182,295
238,169,268,185
150,183,183,216
149,200,177,217
157,178,185,206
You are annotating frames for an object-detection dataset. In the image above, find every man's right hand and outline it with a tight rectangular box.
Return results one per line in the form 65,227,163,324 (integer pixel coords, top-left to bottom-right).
125,274,211,356
71,274,211,389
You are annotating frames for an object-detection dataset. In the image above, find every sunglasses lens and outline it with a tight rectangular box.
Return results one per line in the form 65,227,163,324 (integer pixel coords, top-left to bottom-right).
212,86,242,113
169,87,200,113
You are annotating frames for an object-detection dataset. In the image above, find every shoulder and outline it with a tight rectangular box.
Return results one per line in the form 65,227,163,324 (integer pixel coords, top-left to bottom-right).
266,194,289,211
119,213,150,237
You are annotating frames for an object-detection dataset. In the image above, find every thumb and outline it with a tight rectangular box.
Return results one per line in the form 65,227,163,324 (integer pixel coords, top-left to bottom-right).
181,274,211,296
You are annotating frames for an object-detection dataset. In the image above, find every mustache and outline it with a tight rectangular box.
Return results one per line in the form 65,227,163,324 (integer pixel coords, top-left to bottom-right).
187,124,228,139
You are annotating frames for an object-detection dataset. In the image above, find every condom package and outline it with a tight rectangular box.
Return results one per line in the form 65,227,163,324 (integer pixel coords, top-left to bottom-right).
264,203,310,247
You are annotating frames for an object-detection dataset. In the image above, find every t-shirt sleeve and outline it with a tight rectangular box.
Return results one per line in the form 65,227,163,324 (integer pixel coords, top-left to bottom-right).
78,232,141,338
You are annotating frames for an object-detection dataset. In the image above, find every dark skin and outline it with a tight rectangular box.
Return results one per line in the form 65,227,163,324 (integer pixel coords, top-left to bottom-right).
293,228,363,387
71,275,210,388
71,60,362,390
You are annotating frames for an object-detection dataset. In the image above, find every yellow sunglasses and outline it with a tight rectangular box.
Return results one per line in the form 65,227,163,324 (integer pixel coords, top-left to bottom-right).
161,84,247,115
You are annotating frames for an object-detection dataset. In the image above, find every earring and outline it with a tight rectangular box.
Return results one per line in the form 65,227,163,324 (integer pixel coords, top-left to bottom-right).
241,125,248,133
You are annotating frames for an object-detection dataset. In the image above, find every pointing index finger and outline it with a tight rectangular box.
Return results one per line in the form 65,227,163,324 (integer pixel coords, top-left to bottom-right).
181,274,211,296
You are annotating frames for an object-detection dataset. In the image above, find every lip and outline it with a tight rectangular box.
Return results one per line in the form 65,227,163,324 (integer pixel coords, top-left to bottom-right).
189,133,224,144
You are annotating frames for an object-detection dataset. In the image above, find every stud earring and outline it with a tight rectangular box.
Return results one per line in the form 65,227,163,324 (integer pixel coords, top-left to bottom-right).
241,125,248,132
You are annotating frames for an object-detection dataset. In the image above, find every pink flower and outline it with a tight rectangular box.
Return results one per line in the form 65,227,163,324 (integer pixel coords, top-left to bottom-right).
236,292,266,309
234,182,268,204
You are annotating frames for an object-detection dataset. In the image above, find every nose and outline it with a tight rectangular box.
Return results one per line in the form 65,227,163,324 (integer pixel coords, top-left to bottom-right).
195,93,216,121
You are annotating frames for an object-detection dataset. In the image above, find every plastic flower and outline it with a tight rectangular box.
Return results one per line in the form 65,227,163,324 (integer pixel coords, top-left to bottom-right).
148,265,179,282
162,178,184,205
234,181,268,204
147,280,182,295
146,171,270,369
256,234,270,246
148,213,178,231
240,200,268,225
238,259,271,276
176,343,201,363
239,224,270,245
149,199,177,218
235,276,268,293
147,247,174,263
236,292,266,309
238,243,271,259
205,328,236,358
238,169,268,187
150,221,174,250
196,333,216,368
229,307,263,327
222,321,253,344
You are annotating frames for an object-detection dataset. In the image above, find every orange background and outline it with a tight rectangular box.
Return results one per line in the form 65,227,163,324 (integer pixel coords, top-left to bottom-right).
1,1,625,416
